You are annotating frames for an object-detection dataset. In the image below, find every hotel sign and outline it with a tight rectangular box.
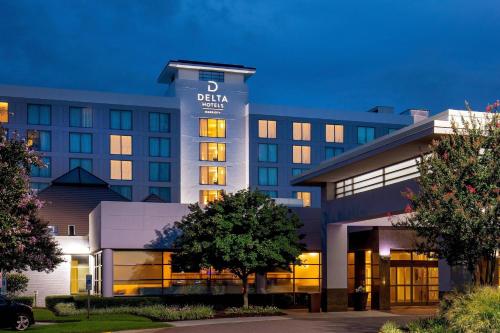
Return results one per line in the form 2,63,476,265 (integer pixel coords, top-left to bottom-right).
197,81,228,114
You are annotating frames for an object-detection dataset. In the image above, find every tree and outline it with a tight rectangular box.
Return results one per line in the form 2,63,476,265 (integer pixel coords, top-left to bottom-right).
173,189,305,307
396,107,499,285
6,273,29,297
0,127,63,273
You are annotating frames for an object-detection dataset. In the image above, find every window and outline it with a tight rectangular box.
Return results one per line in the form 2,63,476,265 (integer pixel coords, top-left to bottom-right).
110,160,132,180
47,225,57,235
69,133,92,153
293,191,311,207
200,166,226,185
149,138,170,157
357,126,375,144
110,110,132,130
325,124,344,143
258,144,278,162
261,190,278,198
292,145,311,164
388,128,398,134
325,147,344,160
258,120,277,138
30,157,51,177
110,135,132,155
199,70,224,82
70,107,92,128
149,162,170,182
199,118,225,137
199,190,224,204
258,167,278,186
292,168,308,176
68,225,76,236
199,142,226,161
149,187,171,202
111,185,132,200
31,182,49,192
149,112,170,133
292,122,311,141
27,104,51,125
0,102,8,123
70,255,89,294
27,130,51,151
69,158,92,172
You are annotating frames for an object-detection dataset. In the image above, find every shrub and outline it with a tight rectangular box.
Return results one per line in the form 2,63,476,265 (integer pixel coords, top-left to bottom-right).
224,305,281,316
379,321,403,333
11,296,34,307
54,303,80,316
6,273,29,296
406,317,448,333
45,295,75,311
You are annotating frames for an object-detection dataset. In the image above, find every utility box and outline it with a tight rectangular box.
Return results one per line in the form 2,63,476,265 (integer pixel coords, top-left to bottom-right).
309,292,321,313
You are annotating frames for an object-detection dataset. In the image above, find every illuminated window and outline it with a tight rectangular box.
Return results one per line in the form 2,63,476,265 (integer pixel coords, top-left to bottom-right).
292,145,311,164
199,142,226,161
199,70,224,82
200,166,226,185
258,120,277,138
111,185,132,200
199,190,224,204
292,122,311,141
149,137,170,157
110,135,132,155
70,133,92,153
70,255,89,294
110,160,132,180
266,252,321,293
110,110,132,130
27,104,51,125
27,130,51,151
149,112,170,132
293,191,311,207
149,187,171,202
31,157,51,177
325,147,344,160
199,118,225,138
149,162,170,182
70,107,92,128
0,102,8,123
325,124,344,143
258,144,278,162
357,126,375,144
70,158,92,172
258,167,278,186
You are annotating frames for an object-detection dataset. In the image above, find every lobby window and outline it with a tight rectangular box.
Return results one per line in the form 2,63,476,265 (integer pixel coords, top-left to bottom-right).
261,190,278,198
199,190,224,204
199,118,225,138
69,133,92,153
149,162,170,182
149,137,170,157
199,142,226,162
292,122,311,141
292,145,311,164
258,167,278,186
110,109,132,130
149,112,170,133
110,160,132,180
110,135,132,155
199,70,224,82
69,158,92,172
292,168,308,176
258,120,277,139
111,185,132,200
357,126,375,144
27,104,51,125
149,187,171,202
30,182,49,192
69,107,92,128
70,255,89,294
27,130,51,151
293,191,311,207
0,102,8,123
200,166,226,185
31,157,51,177
325,147,344,160
325,124,344,143
258,143,278,162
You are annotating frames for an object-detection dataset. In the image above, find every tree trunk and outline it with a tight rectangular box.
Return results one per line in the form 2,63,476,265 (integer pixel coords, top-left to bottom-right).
242,276,249,308
473,254,497,286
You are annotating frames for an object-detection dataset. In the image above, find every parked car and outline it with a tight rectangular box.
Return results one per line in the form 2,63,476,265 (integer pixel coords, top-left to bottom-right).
0,295,35,331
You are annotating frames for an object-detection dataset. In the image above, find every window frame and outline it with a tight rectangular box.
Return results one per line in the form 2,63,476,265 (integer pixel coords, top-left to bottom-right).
258,120,277,139
325,124,344,143
69,132,93,154
110,109,133,130
69,106,93,128
149,162,171,182
258,143,278,162
357,126,376,144
199,70,225,82
199,142,226,162
292,122,311,141
27,104,51,126
110,160,133,181
292,145,311,164
199,166,226,185
258,167,278,186
149,137,171,158
199,118,226,138
149,112,170,133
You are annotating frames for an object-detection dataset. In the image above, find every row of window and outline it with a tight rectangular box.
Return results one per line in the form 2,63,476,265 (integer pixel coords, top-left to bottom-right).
198,188,312,207
0,102,171,132
258,119,384,144
258,144,344,164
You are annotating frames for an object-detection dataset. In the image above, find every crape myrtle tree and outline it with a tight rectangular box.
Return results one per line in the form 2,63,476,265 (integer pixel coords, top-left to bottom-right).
396,104,499,285
173,189,305,307
0,127,63,274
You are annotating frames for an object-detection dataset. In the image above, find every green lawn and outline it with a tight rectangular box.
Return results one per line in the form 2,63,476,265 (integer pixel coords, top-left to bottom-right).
0,308,170,333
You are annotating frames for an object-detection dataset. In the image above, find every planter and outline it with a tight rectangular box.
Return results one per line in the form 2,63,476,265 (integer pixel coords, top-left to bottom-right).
353,292,368,311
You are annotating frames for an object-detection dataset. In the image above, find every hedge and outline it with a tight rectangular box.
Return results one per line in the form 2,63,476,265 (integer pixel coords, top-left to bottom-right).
11,296,34,307
46,293,309,310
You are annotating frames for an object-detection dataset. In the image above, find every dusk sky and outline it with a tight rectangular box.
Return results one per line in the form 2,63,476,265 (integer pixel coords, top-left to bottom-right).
1,0,499,114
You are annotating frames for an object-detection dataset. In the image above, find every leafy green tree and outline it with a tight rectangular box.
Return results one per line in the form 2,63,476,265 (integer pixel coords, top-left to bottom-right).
173,189,305,307
397,108,499,285
6,273,29,297
0,127,63,273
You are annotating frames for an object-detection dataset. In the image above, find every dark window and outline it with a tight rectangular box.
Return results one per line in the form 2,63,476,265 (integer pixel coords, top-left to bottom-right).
149,112,170,132
111,185,132,200
149,137,170,157
149,187,171,202
325,147,344,160
68,225,76,236
258,144,278,162
69,133,92,153
69,158,93,172
27,104,51,125
357,127,375,144
110,110,132,130
27,130,51,151
31,157,51,177
258,167,278,186
70,107,92,128
149,162,171,182
292,168,308,176
199,70,224,82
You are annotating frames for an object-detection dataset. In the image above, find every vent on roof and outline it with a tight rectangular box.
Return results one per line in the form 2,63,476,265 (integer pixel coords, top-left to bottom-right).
367,106,394,114
400,109,430,123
